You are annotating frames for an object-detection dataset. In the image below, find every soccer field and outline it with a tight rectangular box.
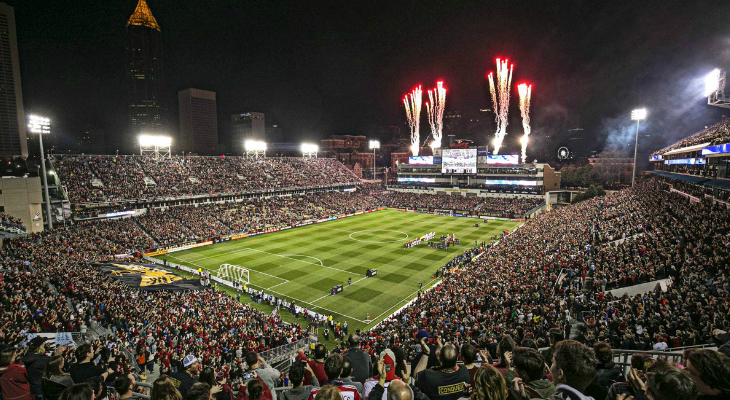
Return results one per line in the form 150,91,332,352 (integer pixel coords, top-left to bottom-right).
155,209,522,333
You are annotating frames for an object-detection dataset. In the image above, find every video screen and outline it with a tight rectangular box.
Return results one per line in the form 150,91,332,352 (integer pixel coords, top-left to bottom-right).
441,149,477,174
409,156,434,165
397,177,436,183
486,155,519,165
664,158,706,165
485,180,538,186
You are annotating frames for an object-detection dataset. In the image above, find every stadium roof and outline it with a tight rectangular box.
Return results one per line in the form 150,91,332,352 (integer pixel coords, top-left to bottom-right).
662,143,710,156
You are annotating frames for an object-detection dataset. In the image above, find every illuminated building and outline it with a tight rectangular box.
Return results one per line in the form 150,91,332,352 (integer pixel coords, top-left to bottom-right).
0,3,27,158
125,0,164,152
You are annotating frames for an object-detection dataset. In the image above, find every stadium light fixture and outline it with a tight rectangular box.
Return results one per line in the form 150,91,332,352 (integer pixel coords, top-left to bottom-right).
705,68,721,97
245,140,267,152
138,134,172,147
301,143,318,159
630,108,647,188
27,115,53,230
301,143,319,153
139,134,172,158
370,140,380,180
631,108,647,121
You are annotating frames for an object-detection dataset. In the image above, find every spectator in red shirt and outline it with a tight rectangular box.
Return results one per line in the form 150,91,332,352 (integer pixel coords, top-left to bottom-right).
298,346,327,386
0,346,33,400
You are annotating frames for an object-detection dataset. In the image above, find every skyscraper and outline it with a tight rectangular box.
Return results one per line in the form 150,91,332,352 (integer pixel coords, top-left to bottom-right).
179,88,218,155
0,3,27,158
231,112,265,154
125,0,164,152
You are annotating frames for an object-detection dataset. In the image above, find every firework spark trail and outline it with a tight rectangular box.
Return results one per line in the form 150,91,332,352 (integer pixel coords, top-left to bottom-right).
425,81,446,148
403,86,422,156
487,58,514,154
518,83,532,164
426,97,436,146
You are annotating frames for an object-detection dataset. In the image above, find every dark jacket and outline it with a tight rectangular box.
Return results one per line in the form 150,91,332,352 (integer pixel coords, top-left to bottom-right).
22,354,50,397
345,348,372,385
526,379,555,399
586,362,624,400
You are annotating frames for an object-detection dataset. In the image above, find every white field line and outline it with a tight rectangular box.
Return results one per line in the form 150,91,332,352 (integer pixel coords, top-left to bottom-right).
167,254,287,282
183,246,365,277
367,277,440,326
322,226,410,241
168,254,367,323
310,276,369,304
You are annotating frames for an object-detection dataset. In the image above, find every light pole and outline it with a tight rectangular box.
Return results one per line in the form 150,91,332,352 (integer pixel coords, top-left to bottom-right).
630,108,647,188
27,115,53,230
369,140,380,180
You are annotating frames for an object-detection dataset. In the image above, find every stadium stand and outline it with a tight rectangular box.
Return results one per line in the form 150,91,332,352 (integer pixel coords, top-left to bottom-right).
3,164,729,400
54,156,361,203
651,119,730,155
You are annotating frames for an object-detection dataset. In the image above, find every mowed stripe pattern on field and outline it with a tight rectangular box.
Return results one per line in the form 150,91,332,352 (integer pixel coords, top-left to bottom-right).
157,209,520,327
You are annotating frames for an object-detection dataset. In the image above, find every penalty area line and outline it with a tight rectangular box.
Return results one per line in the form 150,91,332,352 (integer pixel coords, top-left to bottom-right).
167,256,367,323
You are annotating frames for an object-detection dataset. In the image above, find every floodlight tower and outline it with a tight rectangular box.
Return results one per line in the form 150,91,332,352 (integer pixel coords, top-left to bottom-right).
27,115,53,230
706,69,730,109
631,108,647,188
369,140,380,180
301,143,318,159
245,140,266,159
139,134,172,159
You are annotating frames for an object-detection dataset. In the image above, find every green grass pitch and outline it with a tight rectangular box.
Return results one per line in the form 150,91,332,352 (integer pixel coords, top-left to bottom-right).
155,209,522,336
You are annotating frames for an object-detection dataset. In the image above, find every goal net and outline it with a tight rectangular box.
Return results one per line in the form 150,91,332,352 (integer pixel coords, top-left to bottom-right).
218,264,250,286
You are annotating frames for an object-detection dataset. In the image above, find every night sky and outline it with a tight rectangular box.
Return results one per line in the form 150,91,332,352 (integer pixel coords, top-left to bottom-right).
10,0,730,158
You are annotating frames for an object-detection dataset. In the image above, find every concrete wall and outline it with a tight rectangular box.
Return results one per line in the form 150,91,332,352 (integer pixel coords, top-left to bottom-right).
0,176,44,233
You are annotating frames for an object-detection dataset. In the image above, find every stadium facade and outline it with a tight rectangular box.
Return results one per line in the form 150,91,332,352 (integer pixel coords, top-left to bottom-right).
649,120,730,201
394,147,560,200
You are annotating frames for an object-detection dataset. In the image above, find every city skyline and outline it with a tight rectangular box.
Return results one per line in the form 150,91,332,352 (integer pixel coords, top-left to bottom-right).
8,0,730,158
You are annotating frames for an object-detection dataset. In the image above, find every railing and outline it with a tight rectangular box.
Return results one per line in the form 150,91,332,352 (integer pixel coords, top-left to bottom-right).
611,345,718,375
259,336,318,366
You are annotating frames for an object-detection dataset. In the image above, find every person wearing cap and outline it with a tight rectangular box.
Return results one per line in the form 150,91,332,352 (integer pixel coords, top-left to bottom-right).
23,337,62,400
344,335,370,385
69,344,113,400
363,350,401,400
170,355,200,397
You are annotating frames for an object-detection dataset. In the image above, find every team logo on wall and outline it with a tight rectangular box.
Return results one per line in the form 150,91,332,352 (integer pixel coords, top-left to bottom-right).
95,262,202,291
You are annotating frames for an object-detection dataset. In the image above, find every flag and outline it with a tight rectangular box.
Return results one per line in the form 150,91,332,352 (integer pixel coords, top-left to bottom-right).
95,262,202,291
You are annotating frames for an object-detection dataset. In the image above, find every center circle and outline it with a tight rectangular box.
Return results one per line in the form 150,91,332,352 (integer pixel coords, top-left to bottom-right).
348,230,409,243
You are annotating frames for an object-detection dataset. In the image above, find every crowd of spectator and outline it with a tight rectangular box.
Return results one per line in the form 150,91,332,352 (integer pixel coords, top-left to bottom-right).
1,213,25,234
54,156,360,204
3,176,730,400
373,192,543,216
361,180,729,369
652,119,730,156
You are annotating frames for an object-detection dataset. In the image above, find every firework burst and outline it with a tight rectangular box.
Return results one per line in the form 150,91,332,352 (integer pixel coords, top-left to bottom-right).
487,58,513,154
404,85,423,156
518,83,532,163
